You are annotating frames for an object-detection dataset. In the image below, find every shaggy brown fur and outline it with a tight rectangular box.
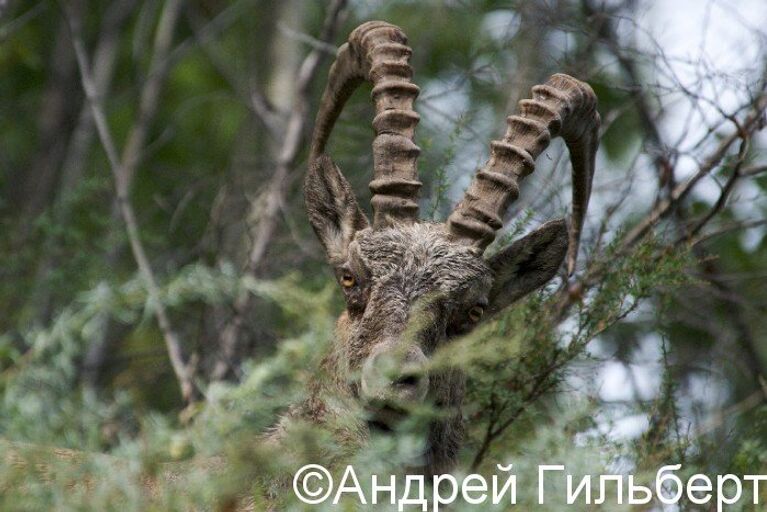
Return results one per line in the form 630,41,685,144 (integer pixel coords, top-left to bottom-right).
292,203,569,474
288,19,598,477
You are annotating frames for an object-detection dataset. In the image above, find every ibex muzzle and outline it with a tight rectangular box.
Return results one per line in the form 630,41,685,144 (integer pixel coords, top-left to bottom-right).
302,21,599,471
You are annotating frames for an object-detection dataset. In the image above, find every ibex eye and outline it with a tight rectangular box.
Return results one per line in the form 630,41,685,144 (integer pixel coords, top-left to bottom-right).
341,273,355,288
468,305,484,323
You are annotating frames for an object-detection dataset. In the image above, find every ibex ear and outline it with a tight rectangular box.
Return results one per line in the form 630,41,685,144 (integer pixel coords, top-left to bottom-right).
305,155,370,264
486,219,568,313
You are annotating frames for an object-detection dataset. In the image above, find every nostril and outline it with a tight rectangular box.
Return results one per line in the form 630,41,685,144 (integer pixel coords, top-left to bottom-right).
393,374,419,387
361,343,429,402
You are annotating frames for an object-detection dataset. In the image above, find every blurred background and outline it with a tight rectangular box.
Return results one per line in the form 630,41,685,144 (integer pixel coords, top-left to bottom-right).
1,0,767,508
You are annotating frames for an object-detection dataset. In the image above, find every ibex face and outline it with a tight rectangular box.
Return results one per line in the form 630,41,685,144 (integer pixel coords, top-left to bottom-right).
305,21,599,456
332,222,490,407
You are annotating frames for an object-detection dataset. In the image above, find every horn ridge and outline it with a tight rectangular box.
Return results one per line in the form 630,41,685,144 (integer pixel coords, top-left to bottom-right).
447,73,600,273
310,21,422,228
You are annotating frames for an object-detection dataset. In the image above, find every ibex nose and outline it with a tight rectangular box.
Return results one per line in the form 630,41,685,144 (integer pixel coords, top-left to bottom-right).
361,343,429,404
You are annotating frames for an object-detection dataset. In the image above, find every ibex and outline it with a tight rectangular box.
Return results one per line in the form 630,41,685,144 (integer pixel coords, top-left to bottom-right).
3,20,599,507
284,20,600,476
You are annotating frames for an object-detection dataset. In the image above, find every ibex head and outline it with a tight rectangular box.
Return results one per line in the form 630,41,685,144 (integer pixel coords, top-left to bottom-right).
305,22,599,436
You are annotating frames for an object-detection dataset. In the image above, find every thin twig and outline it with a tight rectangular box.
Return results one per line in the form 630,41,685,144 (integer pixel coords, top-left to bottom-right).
681,136,749,243
618,96,767,254
690,219,767,247
184,4,283,140
277,22,338,55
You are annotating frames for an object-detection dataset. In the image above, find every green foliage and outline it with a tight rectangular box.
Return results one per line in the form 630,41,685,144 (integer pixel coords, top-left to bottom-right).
1,0,766,509
0,235,702,509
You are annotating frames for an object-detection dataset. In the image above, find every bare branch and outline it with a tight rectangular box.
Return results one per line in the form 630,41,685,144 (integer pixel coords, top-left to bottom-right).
742,164,767,177
211,0,348,381
119,0,184,188
63,0,200,404
27,0,137,354
618,96,767,253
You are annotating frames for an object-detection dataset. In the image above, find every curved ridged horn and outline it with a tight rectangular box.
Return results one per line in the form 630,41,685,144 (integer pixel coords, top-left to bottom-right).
446,73,600,273
309,21,422,228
